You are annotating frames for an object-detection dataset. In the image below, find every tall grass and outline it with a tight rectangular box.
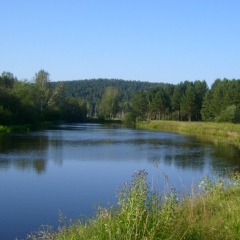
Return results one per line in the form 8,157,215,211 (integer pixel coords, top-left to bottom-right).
28,170,240,240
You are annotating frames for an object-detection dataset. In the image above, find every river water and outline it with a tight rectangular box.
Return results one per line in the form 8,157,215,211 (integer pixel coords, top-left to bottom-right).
0,123,240,239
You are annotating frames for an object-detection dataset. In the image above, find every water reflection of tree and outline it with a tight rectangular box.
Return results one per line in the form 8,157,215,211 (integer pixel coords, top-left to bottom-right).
0,134,48,173
147,152,206,172
0,134,48,153
33,159,46,173
0,159,10,169
0,157,47,174
146,134,240,176
147,137,207,172
210,141,240,172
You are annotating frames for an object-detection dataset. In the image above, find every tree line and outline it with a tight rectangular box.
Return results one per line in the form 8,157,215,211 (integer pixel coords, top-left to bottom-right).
130,80,208,122
130,78,240,123
0,70,87,125
0,70,163,125
1,69,240,125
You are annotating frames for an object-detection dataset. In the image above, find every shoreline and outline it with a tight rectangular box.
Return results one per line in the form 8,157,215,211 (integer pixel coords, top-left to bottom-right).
136,120,240,148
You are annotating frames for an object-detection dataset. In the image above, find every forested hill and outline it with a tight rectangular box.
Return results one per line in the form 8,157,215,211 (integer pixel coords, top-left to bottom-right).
55,78,168,105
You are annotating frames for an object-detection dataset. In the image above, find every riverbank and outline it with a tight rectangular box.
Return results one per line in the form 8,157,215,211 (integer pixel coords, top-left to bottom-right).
136,120,240,147
0,119,122,133
28,169,240,240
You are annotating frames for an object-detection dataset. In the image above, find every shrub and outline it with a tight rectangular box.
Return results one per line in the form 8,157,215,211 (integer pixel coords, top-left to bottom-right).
215,104,240,123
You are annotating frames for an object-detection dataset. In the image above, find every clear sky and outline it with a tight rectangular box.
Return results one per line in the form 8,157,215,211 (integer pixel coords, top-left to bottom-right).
1,0,240,87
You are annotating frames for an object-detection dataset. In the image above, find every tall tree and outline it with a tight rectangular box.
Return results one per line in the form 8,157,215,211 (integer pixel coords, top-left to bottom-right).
0,72,15,88
193,80,208,120
33,69,63,117
152,88,168,120
201,90,214,121
59,97,87,122
171,84,183,121
132,90,148,120
98,86,120,118
180,83,196,121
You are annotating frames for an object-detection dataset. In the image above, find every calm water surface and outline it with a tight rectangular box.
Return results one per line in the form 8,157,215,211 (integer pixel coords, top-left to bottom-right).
1,123,240,240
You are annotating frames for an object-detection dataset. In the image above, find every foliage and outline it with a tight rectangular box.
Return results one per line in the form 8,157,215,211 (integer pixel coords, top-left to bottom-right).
215,105,240,123
131,80,208,122
98,86,120,119
201,78,240,123
59,97,87,123
0,70,86,125
180,82,196,121
123,112,137,127
131,90,148,120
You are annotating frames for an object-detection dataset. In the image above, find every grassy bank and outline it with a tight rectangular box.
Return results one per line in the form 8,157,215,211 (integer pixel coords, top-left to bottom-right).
28,170,240,240
136,120,240,146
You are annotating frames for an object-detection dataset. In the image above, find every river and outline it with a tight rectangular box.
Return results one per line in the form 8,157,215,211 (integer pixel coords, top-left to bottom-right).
0,123,240,239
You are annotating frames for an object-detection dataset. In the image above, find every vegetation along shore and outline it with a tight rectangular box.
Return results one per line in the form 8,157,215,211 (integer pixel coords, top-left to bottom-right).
136,120,240,147
28,169,240,240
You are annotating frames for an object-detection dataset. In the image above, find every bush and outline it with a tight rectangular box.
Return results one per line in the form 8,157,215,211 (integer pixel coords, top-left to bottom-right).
123,112,136,127
215,104,240,123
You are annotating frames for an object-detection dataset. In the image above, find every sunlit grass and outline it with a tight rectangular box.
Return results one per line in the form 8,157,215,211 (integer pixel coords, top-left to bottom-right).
27,170,240,240
137,120,240,145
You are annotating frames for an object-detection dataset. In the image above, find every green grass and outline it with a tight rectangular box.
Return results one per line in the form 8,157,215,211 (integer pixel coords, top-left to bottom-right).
136,120,240,146
27,170,240,240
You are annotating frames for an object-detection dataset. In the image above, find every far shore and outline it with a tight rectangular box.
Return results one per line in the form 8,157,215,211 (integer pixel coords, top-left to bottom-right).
136,120,240,148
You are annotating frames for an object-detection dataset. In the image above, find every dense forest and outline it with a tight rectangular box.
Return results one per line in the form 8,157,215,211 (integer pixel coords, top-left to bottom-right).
1,69,240,125
130,78,240,123
55,78,164,117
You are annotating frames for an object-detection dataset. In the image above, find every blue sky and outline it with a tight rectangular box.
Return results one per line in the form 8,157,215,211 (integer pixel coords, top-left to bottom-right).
1,0,240,87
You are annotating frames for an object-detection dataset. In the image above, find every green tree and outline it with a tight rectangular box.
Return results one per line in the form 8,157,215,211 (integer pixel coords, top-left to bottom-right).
215,104,240,123
33,69,63,118
98,86,120,118
0,72,20,124
132,90,148,120
13,80,39,124
59,97,87,122
193,80,208,120
34,69,52,113
202,78,240,122
0,71,15,88
171,84,183,121
180,83,196,121
152,88,168,120
201,90,214,121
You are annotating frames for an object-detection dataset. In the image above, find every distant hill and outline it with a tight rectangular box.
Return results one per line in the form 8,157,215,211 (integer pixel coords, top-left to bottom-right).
54,78,169,105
